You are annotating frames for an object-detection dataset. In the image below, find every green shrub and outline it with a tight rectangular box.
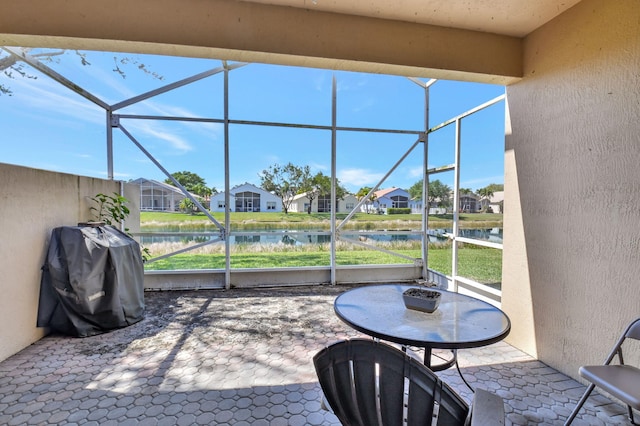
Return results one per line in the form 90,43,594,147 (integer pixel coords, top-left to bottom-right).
388,208,412,215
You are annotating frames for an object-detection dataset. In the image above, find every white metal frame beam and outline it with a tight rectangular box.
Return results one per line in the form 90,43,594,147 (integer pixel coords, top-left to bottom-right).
4,48,506,298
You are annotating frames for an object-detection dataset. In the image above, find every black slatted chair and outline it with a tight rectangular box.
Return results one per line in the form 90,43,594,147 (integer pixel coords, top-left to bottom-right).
313,338,504,426
565,317,640,425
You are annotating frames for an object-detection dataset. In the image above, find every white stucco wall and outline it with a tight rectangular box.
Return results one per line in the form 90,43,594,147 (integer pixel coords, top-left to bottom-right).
0,164,139,362
502,0,640,376
338,194,358,213
210,184,282,213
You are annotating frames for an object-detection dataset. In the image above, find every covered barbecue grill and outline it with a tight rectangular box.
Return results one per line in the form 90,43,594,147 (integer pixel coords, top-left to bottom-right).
37,224,145,337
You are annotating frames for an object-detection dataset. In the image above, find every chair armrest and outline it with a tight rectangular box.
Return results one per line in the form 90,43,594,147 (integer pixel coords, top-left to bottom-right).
469,388,505,426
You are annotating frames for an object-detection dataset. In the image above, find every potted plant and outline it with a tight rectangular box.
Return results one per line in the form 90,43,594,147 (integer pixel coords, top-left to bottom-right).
402,288,442,313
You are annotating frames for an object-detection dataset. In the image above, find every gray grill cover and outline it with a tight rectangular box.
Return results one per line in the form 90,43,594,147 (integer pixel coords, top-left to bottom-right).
37,225,145,337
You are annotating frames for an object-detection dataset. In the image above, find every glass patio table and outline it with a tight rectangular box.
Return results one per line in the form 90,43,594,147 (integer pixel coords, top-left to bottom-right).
334,284,511,371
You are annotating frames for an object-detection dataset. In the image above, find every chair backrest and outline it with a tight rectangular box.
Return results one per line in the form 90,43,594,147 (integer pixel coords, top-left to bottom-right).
313,339,469,426
625,318,640,340
604,317,640,365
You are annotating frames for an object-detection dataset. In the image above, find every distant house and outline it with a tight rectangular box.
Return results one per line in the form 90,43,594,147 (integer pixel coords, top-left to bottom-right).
459,193,479,213
289,193,358,213
479,191,504,213
373,187,410,214
410,197,449,214
210,183,282,212
131,178,201,212
409,198,423,214
412,191,502,214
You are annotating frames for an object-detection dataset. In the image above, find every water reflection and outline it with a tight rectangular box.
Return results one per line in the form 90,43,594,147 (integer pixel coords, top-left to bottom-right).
139,228,503,245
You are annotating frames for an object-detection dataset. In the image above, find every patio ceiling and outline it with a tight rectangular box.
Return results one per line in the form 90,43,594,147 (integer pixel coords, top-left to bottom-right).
1,0,583,85
241,0,583,37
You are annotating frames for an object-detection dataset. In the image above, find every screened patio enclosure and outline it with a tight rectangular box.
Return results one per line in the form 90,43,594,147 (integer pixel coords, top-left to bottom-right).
2,47,506,302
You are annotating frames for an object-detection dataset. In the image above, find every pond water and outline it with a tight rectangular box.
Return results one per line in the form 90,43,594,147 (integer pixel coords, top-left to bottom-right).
139,227,503,246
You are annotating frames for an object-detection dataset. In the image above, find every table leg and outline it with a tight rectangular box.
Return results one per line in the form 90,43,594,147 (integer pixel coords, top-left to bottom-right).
424,347,432,368
424,348,457,372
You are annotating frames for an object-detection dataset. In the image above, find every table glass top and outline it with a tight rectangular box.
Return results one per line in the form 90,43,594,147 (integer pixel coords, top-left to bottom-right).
334,284,511,349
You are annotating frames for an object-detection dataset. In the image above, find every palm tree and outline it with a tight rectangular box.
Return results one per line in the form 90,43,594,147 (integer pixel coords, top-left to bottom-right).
356,186,377,213
476,187,495,212
179,198,197,215
192,183,212,199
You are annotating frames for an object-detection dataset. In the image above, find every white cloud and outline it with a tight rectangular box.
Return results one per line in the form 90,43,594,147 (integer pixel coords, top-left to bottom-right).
6,55,222,148
338,168,385,187
407,166,424,178
7,74,105,125
336,75,368,93
124,120,193,153
180,120,224,140
352,97,375,113
461,175,504,190
313,74,327,92
71,62,137,102
308,162,328,172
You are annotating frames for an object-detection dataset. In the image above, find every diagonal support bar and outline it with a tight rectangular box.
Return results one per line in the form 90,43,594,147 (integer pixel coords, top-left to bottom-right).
144,237,222,263
111,63,246,111
2,46,110,110
337,136,422,231
117,121,225,232
429,94,506,133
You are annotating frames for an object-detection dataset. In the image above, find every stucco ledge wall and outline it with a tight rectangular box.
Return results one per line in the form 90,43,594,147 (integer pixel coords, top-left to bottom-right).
0,163,139,362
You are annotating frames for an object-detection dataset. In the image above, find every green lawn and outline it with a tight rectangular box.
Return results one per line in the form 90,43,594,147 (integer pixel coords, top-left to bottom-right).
145,246,502,286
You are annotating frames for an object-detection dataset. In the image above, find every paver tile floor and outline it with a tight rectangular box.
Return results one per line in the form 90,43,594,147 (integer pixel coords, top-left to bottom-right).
0,285,634,425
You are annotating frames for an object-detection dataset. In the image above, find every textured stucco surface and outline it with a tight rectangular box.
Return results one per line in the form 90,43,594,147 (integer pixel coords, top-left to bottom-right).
502,0,640,376
0,0,522,85
0,164,139,362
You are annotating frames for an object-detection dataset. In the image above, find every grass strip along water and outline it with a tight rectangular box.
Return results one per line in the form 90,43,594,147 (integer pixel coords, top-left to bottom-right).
141,212,503,286
144,246,502,285
141,211,503,230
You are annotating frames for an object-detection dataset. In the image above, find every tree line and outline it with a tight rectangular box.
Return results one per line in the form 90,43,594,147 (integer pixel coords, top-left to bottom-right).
259,163,347,214
157,167,503,214
408,179,503,210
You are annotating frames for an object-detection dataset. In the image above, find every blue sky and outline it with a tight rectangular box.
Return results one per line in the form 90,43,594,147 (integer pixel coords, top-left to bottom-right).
0,49,506,194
